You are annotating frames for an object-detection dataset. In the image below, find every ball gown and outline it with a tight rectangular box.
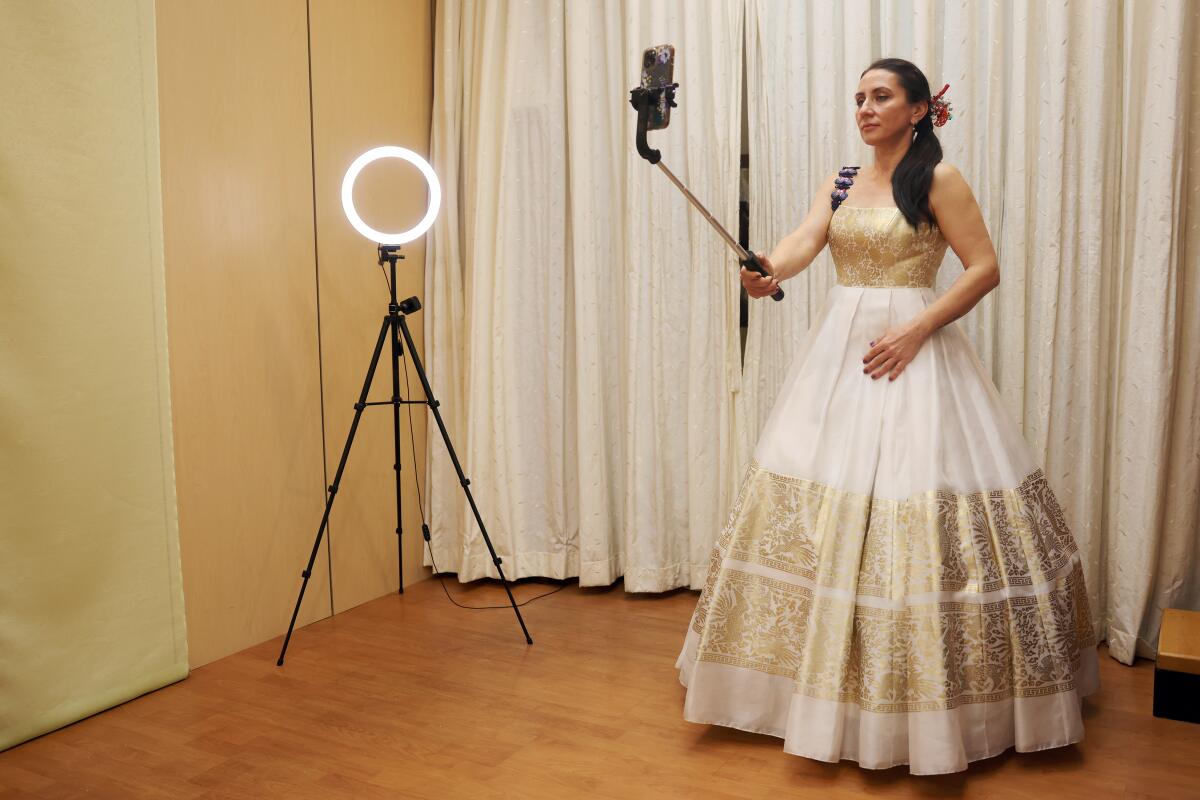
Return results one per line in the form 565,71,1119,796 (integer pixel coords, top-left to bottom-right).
675,174,1100,775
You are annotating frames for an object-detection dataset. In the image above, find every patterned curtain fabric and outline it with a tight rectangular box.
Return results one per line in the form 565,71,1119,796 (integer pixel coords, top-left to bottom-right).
426,0,1199,664
426,0,744,591
741,0,1200,664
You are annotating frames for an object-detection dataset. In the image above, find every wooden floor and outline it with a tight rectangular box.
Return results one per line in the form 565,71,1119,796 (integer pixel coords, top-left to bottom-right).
2,577,1199,799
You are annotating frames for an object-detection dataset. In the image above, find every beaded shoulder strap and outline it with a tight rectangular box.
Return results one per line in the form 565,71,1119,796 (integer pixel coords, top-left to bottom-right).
831,165,861,211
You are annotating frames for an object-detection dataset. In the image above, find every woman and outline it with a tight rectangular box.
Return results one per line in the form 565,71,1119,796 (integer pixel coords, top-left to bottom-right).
675,58,1099,775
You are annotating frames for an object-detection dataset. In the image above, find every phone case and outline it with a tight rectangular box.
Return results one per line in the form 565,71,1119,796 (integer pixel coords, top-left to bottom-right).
640,44,675,130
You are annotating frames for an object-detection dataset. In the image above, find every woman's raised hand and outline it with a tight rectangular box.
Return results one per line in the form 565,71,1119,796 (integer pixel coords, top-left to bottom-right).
741,252,781,299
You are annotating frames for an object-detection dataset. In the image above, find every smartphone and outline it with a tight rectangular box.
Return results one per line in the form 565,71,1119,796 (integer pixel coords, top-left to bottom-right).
639,44,675,130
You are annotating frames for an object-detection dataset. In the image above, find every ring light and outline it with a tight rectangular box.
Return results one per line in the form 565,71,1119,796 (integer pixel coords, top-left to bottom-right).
340,146,441,244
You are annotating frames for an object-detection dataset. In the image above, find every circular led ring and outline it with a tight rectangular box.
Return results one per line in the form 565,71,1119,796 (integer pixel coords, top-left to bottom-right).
340,146,441,244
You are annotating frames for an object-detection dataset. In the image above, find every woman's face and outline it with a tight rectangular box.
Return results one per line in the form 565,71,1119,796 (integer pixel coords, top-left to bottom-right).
855,69,926,144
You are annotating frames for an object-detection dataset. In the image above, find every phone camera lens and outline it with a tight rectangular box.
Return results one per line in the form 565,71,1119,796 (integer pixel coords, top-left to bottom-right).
644,51,655,68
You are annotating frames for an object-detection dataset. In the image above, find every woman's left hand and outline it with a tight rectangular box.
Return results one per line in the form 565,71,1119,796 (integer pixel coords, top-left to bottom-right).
862,319,931,381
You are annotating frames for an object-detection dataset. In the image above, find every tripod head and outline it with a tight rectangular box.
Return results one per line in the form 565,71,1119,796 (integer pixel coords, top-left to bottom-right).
628,84,678,164
377,244,406,267
375,244,414,310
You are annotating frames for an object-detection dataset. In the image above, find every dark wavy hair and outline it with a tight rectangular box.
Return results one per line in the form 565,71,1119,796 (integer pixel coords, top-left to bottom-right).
860,58,943,230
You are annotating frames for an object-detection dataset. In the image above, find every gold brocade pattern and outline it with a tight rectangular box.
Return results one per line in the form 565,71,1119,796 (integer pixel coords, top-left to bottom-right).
691,462,1097,713
827,207,949,288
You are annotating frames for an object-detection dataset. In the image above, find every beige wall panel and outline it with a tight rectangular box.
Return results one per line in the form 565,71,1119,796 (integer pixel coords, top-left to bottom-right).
157,0,332,666
308,0,434,612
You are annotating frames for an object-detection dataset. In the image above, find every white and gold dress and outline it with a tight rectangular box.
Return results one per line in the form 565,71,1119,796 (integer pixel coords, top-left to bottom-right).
674,193,1100,775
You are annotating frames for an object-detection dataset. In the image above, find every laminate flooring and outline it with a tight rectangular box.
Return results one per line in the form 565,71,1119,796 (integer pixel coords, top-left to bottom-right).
2,576,1197,799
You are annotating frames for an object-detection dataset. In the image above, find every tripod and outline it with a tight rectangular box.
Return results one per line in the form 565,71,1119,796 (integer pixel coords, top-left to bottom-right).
277,244,533,666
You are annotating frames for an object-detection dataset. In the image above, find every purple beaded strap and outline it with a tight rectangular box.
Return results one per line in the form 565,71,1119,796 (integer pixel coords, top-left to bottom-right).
831,165,861,211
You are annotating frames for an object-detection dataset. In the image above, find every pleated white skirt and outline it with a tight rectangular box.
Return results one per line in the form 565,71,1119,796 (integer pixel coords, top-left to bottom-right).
676,284,1100,775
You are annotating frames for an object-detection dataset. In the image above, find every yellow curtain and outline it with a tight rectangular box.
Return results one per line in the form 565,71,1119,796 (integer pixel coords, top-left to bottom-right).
0,0,187,751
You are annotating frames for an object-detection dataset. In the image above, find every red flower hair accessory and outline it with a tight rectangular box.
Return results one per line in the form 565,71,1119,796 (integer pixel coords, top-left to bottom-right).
929,83,953,127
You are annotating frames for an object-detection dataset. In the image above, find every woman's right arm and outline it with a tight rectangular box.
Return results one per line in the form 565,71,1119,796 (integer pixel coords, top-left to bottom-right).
742,171,838,298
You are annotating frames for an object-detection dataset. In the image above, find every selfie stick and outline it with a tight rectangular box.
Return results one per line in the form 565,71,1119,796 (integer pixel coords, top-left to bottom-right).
628,85,783,301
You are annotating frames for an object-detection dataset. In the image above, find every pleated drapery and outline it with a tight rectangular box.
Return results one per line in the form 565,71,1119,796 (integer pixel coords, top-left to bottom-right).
741,0,1200,664
426,0,744,591
427,0,1200,664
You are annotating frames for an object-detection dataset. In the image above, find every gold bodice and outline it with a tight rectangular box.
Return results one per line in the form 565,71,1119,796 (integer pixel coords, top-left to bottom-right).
827,207,949,288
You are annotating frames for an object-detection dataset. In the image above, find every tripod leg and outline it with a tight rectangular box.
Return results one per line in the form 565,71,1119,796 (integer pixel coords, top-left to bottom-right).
390,312,405,594
394,312,533,645
277,316,393,666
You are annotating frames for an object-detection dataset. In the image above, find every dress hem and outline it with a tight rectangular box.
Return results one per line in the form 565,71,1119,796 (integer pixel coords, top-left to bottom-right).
677,703,1087,775
675,645,1099,775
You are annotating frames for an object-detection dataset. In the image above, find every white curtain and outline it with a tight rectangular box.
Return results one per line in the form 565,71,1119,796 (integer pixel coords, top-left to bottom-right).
426,0,744,591
742,0,1200,664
